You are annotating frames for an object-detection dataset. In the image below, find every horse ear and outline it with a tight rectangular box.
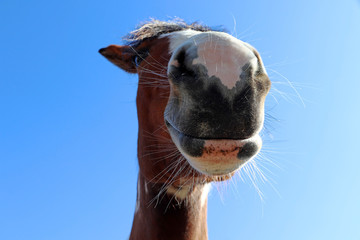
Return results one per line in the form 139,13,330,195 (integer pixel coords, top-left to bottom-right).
99,45,137,73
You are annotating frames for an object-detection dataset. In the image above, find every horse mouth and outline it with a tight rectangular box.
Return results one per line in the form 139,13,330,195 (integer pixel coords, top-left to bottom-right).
165,119,262,176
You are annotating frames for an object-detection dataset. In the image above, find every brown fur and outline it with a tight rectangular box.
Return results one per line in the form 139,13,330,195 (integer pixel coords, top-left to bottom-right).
101,36,211,239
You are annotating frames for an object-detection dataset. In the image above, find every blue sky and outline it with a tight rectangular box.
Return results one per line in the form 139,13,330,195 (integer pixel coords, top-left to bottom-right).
1,0,360,239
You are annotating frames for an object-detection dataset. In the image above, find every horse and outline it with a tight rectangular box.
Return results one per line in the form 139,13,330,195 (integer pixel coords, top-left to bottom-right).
99,19,271,240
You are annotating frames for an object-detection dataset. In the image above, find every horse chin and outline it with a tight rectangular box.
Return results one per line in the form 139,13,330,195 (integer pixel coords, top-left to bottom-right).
165,119,262,176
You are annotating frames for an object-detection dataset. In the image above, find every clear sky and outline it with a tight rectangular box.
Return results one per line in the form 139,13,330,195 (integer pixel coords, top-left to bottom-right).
1,0,360,239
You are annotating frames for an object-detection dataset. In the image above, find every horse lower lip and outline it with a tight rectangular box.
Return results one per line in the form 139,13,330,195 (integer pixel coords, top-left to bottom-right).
166,118,261,175
165,118,260,163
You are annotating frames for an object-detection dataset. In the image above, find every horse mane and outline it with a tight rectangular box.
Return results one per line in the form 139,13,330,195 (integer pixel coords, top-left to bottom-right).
123,19,224,45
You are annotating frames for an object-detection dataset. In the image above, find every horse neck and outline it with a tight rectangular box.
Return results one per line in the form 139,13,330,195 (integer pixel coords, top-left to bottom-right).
130,53,210,239
129,173,210,240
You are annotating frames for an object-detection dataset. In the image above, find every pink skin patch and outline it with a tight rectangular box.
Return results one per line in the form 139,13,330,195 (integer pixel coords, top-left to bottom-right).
192,35,256,89
181,136,262,176
201,140,245,163
190,140,246,175
170,59,180,67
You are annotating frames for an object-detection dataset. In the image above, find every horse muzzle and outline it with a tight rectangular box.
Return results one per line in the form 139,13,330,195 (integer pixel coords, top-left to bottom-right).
165,119,262,176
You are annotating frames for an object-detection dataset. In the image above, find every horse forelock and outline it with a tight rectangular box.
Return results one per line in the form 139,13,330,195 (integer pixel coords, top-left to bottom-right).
123,19,225,46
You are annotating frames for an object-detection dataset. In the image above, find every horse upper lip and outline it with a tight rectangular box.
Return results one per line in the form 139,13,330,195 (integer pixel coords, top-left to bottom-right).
165,118,251,141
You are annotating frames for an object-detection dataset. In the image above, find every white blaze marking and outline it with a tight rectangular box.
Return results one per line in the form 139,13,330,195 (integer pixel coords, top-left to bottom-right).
191,34,256,89
163,30,258,90
161,29,200,53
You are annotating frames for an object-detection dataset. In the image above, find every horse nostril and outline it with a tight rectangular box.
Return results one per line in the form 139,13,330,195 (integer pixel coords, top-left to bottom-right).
168,49,197,80
176,49,186,65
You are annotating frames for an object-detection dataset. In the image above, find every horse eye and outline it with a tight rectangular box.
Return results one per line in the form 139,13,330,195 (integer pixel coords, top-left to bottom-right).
134,56,142,67
133,50,149,67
